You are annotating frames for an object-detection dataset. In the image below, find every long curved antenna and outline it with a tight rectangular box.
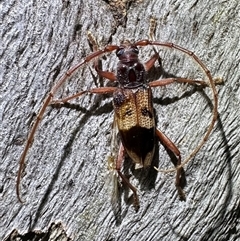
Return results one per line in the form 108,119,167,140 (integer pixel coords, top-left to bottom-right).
16,45,119,202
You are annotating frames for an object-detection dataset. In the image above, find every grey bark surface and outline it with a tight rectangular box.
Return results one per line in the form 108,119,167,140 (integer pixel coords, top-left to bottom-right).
1,0,240,240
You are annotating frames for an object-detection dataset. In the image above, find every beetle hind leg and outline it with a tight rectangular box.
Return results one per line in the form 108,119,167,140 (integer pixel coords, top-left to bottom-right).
156,129,186,200
116,143,140,211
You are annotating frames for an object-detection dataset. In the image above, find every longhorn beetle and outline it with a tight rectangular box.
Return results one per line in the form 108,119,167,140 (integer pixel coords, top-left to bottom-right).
16,31,218,211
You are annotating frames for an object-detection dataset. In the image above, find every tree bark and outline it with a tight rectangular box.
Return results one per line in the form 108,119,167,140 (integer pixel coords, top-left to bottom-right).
1,0,239,240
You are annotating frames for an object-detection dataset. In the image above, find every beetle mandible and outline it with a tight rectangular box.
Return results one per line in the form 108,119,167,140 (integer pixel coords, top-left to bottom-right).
16,32,218,211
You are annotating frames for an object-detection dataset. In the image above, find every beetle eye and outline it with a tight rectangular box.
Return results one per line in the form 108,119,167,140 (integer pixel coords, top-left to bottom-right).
132,47,139,54
116,48,124,57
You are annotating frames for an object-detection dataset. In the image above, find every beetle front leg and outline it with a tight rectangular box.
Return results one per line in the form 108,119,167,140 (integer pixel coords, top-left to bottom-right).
116,143,140,211
87,31,117,82
156,129,186,200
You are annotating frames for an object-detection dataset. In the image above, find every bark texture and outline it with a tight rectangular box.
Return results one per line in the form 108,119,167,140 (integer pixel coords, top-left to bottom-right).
1,0,240,240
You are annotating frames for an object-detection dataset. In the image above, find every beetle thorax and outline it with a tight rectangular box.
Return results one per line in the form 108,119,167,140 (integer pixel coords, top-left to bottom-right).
116,44,146,88
117,60,146,87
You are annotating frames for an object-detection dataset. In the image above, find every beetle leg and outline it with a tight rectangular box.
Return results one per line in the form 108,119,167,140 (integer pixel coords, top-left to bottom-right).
156,129,186,200
87,31,117,81
148,16,157,41
50,86,117,104
95,69,117,81
144,53,160,72
116,143,140,211
149,77,209,88
146,17,163,72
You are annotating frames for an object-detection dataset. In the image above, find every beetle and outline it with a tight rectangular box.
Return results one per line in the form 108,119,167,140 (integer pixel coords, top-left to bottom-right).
16,33,218,211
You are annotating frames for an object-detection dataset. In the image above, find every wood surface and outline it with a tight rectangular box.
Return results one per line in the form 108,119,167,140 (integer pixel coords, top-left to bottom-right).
1,0,239,240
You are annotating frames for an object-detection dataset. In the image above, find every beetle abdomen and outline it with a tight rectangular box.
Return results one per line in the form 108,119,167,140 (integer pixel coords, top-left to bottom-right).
119,126,155,167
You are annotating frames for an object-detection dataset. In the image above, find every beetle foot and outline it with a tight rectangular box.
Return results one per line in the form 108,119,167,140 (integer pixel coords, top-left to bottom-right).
176,185,186,201
129,194,140,212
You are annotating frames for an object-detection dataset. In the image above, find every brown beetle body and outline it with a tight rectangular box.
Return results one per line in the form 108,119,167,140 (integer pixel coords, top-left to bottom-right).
112,42,155,168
